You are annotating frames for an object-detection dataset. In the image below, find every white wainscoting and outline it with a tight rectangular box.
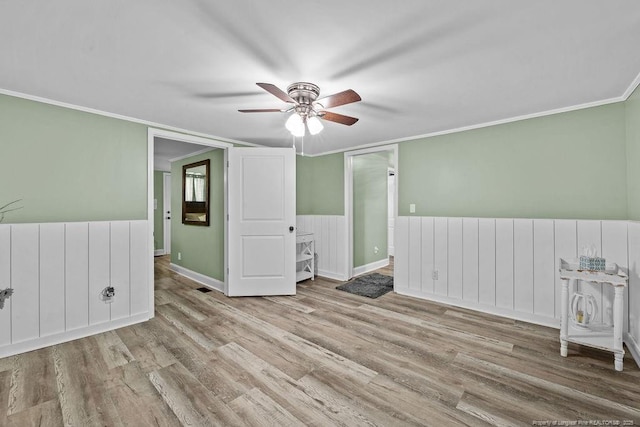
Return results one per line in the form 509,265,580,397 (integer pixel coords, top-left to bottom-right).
0,220,151,358
296,215,348,281
628,221,640,366
395,216,640,367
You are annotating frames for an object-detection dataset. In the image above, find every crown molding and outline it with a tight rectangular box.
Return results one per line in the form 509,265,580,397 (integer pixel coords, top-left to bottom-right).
3,75,638,160
622,70,640,100
312,95,626,157
0,88,257,147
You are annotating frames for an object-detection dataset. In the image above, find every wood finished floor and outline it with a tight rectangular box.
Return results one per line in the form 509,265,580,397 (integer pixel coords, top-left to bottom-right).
1,256,639,426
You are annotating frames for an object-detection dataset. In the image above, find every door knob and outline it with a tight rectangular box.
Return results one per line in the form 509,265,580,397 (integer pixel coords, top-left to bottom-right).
289,226,295,232
167,216,171,220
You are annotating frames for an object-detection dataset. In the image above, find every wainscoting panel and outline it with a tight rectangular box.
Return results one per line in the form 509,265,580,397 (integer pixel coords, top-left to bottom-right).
627,222,640,363
462,218,479,303
65,222,89,331
111,221,131,321
448,218,463,300
601,221,627,328
408,217,421,292
39,223,66,337
533,219,555,319
434,217,448,296
0,220,151,358
296,215,348,281
395,216,634,330
478,218,496,307
130,220,150,315
514,219,534,314
394,215,409,291
89,222,111,326
11,224,40,344
553,220,577,323
420,217,435,294
495,219,514,311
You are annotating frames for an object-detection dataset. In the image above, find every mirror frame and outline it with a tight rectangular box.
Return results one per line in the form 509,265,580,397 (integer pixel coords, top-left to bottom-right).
182,159,210,226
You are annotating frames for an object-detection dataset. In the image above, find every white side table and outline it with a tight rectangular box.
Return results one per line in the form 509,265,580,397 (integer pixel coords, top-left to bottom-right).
559,258,627,371
296,231,315,283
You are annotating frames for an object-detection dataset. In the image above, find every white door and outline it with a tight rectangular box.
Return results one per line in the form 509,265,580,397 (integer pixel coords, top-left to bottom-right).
227,147,296,296
163,173,171,255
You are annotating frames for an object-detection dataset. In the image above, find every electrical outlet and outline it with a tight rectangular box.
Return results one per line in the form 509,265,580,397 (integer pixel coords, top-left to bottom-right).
409,204,416,213
432,269,439,280
374,246,379,254
178,252,182,261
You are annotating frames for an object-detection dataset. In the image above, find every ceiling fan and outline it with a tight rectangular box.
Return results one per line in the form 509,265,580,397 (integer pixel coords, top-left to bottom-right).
239,82,361,136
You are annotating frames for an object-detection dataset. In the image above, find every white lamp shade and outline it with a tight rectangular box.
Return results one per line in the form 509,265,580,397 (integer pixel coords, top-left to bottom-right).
307,116,324,135
285,113,305,136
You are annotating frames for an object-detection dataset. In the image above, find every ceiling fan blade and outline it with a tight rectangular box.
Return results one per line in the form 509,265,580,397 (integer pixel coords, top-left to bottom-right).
256,83,296,104
315,89,361,109
238,108,284,113
318,111,359,126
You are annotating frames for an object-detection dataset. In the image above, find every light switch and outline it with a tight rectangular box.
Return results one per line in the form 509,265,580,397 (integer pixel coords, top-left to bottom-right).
154,199,158,210
409,203,416,213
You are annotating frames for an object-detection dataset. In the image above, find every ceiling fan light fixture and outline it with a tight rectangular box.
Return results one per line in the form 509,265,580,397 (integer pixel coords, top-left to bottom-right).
284,113,304,136
285,113,305,137
307,116,323,135
240,81,361,137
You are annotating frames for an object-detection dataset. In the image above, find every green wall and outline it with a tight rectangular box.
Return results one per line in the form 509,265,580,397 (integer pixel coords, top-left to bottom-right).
398,103,628,219
627,85,640,220
296,153,343,215
294,102,634,268
297,102,630,220
0,94,148,223
353,152,389,267
153,171,165,251
170,149,225,281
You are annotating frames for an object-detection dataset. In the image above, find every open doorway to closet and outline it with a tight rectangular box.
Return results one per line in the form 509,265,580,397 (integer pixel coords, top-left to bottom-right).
345,145,398,280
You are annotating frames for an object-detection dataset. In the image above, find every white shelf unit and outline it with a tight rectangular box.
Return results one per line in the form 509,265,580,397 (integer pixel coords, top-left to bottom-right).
296,231,315,283
559,258,628,371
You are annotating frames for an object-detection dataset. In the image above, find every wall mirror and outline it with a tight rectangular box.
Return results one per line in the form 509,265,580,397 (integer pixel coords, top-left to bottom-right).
182,159,210,226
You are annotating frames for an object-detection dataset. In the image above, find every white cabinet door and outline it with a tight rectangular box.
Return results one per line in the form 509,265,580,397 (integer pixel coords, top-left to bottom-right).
228,147,296,296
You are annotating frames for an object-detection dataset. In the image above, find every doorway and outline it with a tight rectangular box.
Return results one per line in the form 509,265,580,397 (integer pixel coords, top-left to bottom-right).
148,129,231,308
344,145,398,279
148,128,297,300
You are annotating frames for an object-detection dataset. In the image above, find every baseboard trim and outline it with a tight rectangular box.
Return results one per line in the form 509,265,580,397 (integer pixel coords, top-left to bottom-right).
317,270,348,282
353,258,389,277
394,287,560,329
0,312,151,358
170,263,225,293
624,332,640,369
154,249,165,257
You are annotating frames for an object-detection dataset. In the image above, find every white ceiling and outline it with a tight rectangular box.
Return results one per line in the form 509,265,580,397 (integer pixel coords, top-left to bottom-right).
153,137,215,172
1,1,639,156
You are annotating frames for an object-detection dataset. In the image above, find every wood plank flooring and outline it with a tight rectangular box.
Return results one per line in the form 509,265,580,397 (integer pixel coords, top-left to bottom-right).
1,255,639,426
